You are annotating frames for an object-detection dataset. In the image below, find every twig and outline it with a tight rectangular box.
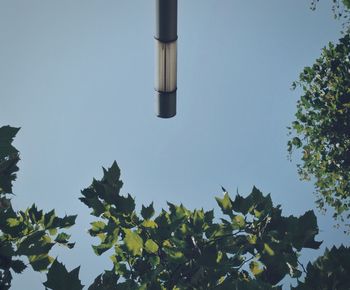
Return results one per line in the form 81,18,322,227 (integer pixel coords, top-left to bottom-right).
297,260,307,275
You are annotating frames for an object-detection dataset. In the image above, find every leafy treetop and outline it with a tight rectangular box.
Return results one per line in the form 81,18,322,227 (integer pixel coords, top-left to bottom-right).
0,126,77,290
292,245,350,290
288,33,350,227
81,162,322,289
0,126,349,289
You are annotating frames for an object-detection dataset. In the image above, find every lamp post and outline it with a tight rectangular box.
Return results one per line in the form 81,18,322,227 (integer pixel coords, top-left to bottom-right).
155,0,178,118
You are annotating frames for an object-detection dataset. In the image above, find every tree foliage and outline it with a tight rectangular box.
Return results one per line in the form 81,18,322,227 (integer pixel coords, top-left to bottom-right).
0,126,349,289
81,162,323,289
288,33,350,224
0,125,325,289
293,245,350,290
44,259,83,290
0,121,350,290
311,0,350,23
0,126,77,289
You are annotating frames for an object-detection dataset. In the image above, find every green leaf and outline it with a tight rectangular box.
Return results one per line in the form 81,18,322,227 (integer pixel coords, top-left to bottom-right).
60,215,77,228
92,243,113,256
232,215,245,229
88,270,119,290
154,210,172,240
0,126,20,142
55,233,71,244
89,221,106,236
192,209,205,230
215,193,233,216
292,137,302,147
43,259,83,290
7,218,20,227
296,210,322,250
163,247,185,263
249,261,264,276
44,210,56,229
115,194,135,214
28,204,43,223
141,220,158,228
263,243,275,256
231,194,251,215
0,126,20,160
16,231,54,256
67,243,75,249
0,155,20,195
141,202,155,220
48,228,57,236
247,235,257,244
0,241,15,258
167,203,189,220
11,260,26,273
103,161,121,186
0,268,12,290
144,239,159,254
204,209,214,224
29,254,53,271
123,229,143,256
79,188,106,217
148,255,160,267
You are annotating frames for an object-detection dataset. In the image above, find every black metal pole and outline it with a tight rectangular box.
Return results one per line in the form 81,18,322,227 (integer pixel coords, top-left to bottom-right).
155,0,177,42
155,0,178,118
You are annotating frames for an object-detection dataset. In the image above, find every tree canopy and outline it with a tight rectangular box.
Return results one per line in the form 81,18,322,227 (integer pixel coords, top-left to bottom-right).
1,126,349,289
288,0,350,228
292,245,350,290
0,126,77,290
288,29,350,225
81,162,321,289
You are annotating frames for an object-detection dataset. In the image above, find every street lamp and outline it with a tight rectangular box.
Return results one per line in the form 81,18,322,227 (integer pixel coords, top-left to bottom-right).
155,0,177,118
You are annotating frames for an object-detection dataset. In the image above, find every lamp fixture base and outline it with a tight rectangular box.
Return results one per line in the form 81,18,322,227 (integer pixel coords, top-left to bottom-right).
155,91,176,118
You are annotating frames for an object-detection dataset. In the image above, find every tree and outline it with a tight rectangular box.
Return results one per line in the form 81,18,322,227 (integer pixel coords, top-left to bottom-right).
81,162,322,289
288,1,350,227
311,0,350,23
1,125,349,289
0,126,78,290
292,245,350,290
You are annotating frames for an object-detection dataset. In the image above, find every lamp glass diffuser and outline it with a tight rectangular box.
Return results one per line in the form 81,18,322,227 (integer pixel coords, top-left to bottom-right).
155,40,177,92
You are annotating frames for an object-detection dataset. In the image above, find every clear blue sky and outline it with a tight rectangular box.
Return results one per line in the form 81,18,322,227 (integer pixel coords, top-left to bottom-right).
0,0,348,289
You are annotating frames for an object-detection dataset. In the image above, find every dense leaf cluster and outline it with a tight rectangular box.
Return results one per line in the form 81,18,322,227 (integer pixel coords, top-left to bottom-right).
0,126,77,289
293,245,350,290
81,162,322,289
0,124,349,290
288,33,350,224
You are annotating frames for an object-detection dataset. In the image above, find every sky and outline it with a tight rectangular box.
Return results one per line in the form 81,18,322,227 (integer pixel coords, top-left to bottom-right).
0,0,349,289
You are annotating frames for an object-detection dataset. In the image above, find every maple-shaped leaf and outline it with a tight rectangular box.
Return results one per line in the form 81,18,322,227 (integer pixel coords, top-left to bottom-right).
11,259,26,274
215,192,233,217
88,270,120,290
43,259,83,290
0,126,20,160
141,202,155,220
123,229,143,256
0,126,20,195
